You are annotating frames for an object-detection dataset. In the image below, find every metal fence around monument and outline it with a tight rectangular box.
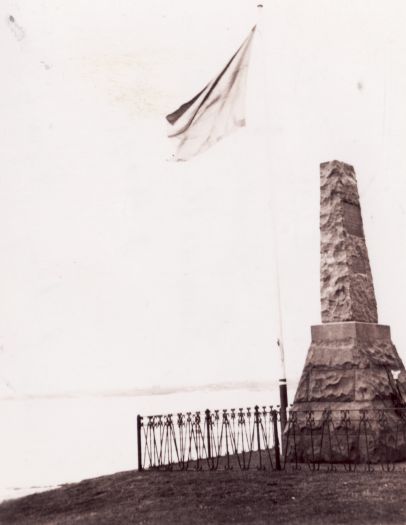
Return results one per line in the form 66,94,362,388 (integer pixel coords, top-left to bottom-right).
136,406,406,472
137,406,282,472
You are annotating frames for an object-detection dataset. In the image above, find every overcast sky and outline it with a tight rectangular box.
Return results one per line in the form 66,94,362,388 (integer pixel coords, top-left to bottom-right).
1,0,406,397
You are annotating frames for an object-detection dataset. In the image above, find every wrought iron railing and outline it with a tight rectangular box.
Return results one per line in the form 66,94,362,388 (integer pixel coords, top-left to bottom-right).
137,406,406,472
284,407,406,471
137,406,282,471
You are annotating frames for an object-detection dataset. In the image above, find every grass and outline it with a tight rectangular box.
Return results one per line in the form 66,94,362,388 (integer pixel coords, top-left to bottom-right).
1,466,406,524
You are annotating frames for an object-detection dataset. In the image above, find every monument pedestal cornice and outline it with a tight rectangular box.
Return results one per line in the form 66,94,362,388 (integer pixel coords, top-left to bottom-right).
310,322,391,342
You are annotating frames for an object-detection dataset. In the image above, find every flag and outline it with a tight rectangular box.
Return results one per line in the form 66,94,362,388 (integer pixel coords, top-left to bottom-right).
166,26,256,161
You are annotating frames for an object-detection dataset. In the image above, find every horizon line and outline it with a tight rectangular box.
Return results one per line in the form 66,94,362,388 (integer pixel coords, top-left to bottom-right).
0,378,298,402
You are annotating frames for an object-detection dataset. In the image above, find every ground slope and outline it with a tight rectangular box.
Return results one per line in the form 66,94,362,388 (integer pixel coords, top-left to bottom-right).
1,468,406,524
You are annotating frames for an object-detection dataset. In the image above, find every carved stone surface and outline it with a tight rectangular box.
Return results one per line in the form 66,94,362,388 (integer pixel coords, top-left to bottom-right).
293,323,404,407
289,161,406,462
289,323,406,462
320,160,378,323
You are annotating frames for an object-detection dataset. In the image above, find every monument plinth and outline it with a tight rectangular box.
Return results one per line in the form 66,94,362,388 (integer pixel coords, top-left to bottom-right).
289,161,406,462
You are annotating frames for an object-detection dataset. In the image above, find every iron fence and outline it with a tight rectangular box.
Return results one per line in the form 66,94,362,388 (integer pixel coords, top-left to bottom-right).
137,406,406,472
284,407,406,471
137,406,282,471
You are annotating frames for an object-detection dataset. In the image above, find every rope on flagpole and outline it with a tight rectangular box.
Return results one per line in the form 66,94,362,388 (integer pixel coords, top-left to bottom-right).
255,2,288,432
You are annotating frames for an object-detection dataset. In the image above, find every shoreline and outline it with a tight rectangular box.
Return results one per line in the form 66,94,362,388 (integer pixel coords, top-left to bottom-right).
0,484,62,505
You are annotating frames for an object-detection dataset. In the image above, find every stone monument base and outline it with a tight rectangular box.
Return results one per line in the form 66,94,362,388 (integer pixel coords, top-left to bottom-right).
287,322,406,463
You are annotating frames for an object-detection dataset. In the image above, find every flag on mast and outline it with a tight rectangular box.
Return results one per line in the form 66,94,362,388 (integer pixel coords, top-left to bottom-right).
166,26,256,161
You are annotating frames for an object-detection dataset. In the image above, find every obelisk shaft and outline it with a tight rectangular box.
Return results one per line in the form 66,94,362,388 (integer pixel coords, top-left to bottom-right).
320,161,378,323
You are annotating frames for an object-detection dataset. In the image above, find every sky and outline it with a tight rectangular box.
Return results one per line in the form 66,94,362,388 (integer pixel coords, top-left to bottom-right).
1,0,406,397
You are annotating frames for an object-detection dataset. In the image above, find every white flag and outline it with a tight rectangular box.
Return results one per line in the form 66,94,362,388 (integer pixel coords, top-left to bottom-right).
166,27,256,161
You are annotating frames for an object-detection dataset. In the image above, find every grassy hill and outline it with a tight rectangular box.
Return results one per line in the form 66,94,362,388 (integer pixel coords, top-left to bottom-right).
1,467,406,524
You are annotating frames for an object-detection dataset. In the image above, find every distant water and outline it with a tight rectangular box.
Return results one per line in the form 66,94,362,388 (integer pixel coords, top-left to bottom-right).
0,387,279,502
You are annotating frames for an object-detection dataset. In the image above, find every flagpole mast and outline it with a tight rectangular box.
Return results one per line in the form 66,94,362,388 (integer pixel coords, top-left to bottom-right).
256,2,288,431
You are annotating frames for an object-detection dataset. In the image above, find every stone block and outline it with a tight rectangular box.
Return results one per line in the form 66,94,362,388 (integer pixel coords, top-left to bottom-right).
311,322,391,342
358,340,403,369
355,368,395,402
305,340,354,368
308,369,355,402
294,373,309,403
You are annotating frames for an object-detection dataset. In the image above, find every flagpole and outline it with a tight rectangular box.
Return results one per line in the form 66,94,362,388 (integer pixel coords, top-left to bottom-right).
256,3,288,431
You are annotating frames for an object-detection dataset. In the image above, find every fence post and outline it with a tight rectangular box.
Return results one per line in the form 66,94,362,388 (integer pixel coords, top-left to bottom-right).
255,405,263,469
272,409,281,471
279,380,288,436
137,415,143,471
205,409,212,463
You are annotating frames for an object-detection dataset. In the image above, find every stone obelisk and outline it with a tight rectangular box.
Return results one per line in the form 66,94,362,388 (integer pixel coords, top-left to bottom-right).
290,160,406,460
320,161,378,325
